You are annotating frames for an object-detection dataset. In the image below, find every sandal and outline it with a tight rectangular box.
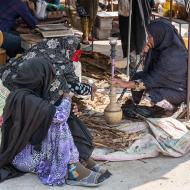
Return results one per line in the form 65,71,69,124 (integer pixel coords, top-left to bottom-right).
91,164,112,181
66,171,105,187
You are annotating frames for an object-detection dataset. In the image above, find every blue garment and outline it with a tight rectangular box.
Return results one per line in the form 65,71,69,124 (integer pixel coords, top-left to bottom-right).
136,19,188,105
1,32,22,57
0,0,38,32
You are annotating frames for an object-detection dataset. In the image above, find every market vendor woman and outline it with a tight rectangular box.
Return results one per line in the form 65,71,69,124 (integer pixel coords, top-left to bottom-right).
112,19,187,113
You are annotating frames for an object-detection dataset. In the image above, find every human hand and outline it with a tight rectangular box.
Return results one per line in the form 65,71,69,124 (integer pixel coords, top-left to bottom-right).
111,78,127,88
111,78,135,89
143,36,154,54
72,103,81,117
142,43,150,54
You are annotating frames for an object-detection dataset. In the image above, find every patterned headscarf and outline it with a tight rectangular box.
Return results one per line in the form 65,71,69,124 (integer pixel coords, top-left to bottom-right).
0,35,80,103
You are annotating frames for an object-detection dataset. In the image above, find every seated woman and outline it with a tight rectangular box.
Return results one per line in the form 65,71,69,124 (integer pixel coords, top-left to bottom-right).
0,36,94,103
0,36,111,180
0,58,107,186
112,19,187,116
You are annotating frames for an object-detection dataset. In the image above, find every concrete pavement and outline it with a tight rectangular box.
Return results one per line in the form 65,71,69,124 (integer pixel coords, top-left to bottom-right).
1,153,190,190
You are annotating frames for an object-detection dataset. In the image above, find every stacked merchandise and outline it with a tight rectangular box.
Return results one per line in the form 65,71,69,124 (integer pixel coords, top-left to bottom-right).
95,11,118,40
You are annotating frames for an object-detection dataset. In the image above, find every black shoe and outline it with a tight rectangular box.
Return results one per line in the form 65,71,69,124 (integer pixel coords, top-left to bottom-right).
122,99,166,119
135,105,166,118
122,99,139,119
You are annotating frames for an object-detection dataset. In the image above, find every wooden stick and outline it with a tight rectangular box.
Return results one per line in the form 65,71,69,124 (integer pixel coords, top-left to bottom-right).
93,142,110,148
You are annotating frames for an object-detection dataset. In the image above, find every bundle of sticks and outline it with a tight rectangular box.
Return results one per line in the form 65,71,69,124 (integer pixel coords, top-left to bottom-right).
79,115,141,151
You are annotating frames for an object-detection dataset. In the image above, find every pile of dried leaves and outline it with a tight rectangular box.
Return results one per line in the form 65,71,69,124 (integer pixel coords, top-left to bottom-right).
73,80,110,112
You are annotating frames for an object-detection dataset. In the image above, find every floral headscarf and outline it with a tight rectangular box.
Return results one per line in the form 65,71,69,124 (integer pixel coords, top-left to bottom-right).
0,35,80,103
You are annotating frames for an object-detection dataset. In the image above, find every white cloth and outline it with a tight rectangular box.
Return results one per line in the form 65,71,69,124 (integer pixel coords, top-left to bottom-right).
92,117,190,161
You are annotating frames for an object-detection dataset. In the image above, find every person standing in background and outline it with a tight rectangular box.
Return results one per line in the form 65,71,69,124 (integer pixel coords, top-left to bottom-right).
118,0,151,73
76,0,99,44
118,0,130,58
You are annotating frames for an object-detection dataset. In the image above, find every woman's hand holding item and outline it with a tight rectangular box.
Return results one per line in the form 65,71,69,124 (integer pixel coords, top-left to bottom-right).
111,78,135,89
142,35,154,54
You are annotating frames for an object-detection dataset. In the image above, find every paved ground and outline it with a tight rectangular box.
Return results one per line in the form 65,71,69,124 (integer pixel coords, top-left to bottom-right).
1,153,190,190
